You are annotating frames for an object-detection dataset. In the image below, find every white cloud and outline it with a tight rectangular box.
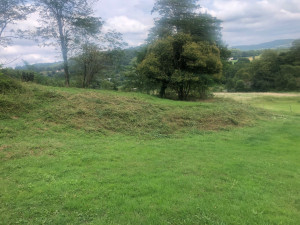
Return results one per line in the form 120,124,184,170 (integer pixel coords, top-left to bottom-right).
102,16,150,47
0,42,58,67
205,0,300,45
104,16,149,34
1,0,300,67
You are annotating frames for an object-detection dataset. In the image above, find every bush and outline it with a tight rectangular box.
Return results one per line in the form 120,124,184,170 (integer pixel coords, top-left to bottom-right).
100,80,115,90
235,80,246,92
0,74,23,94
22,71,34,82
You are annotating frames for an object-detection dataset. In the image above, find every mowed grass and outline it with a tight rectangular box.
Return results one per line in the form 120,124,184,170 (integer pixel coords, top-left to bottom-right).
0,82,299,224
215,92,300,114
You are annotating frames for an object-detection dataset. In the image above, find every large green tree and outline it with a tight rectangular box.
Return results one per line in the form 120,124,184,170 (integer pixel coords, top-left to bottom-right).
138,36,174,98
138,33,222,100
276,39,300,90
224,57,251,91
137,0,223,99
250,50,280,91
34,0,102,86
72,44,104,88
281,39,300,66
71,30,127,89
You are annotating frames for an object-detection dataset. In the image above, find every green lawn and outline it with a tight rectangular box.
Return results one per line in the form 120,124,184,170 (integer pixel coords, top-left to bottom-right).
215,92,300,114
1,84,299,224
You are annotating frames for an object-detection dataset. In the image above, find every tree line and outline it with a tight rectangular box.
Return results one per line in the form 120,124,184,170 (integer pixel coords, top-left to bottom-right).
1,0,299,100
224,40,300,92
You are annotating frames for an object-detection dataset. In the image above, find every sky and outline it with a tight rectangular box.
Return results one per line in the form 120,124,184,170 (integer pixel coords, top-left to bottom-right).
1,0,300,67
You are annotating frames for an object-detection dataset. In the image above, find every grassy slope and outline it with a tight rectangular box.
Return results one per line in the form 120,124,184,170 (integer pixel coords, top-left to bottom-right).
0,81,299,224
1,83,261,137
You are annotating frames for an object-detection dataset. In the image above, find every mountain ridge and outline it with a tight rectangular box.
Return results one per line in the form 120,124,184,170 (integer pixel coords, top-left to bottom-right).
231,39,296,51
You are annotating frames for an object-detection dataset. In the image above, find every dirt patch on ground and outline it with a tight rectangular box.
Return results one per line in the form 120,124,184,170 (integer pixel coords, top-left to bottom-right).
0,145,10,151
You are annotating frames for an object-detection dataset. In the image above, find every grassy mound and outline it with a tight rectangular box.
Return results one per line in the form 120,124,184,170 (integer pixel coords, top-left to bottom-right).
0,75,27,119
0,74,24,94
0,81,264,137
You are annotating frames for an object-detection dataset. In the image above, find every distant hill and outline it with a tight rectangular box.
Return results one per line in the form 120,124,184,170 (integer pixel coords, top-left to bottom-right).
231,39,295,51
16,62,63,72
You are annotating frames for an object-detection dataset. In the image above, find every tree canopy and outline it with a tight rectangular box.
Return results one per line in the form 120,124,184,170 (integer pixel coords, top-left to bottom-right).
136,0,223,99
138,33,222,99
33,0,103,86
224,39,300,92
148,0,222,44
0,0,33,46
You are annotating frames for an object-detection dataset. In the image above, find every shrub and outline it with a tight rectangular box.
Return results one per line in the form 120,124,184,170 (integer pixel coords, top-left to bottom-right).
235,80,246,92
22,71,34,82
0,74,23,94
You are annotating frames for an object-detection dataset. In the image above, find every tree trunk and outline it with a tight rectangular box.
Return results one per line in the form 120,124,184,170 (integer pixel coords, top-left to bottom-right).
178,86,184,100
62,51,70,87
159,82,168,98
57,16,70,87
82,63,87,88
199,86,207,99
178,85,187,100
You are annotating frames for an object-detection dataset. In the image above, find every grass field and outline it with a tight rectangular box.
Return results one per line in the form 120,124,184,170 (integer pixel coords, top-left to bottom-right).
0,81,299,224
215,92,300,114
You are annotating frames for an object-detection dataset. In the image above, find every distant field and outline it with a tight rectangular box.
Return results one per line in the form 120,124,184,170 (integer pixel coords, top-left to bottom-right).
0,83,299,224
215,92,300,114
